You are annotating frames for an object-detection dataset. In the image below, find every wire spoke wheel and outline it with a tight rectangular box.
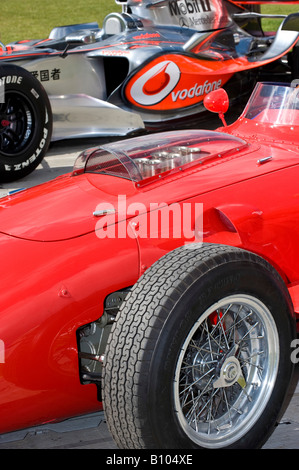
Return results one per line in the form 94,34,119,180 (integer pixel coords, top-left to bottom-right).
103,244,295,449
174,295,279,448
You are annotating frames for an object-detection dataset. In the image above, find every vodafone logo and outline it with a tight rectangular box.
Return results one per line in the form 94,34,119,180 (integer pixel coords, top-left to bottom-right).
130,61,181,106
172,79,222,102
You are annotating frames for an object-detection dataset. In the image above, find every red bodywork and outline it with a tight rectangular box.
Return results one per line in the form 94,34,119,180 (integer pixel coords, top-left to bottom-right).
1,82,299,435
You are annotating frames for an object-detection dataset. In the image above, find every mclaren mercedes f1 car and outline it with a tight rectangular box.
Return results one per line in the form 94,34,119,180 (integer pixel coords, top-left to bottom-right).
1,0,299,181
1,80,299,449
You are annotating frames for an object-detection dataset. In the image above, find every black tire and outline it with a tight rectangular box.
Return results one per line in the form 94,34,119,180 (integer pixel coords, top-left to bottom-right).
103,243,296,449
0,64,52,182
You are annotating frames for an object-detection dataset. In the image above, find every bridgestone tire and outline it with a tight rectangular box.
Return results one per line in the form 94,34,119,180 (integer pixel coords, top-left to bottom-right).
103,243,296,449
0,64,52,182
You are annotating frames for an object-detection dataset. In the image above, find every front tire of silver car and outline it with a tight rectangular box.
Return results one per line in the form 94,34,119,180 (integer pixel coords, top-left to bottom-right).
103,244,295,449
0,64,52,182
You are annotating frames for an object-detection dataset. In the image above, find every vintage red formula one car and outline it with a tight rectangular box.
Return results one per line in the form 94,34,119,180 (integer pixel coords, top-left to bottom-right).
1,0,299,181
0,80,299,449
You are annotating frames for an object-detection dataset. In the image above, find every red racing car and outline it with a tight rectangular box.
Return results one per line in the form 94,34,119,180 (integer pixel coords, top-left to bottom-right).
1,0,299,181
0,80,299,449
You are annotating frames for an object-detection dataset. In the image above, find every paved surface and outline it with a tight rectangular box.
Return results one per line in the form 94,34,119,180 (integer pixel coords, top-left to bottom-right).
0,138,104,198
0,137,298,450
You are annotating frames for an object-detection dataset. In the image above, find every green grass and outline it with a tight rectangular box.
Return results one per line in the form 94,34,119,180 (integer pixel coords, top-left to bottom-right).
261,4,299,31
1,0,119,44
0,1,298,44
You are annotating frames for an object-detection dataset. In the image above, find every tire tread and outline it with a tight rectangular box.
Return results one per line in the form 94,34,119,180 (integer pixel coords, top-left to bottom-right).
102,243,292,448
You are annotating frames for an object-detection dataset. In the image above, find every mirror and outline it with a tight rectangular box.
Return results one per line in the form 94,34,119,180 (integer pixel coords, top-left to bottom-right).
203,88,229,126
65,32,96,44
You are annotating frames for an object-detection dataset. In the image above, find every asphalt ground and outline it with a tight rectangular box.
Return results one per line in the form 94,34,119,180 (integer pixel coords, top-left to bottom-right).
0,137,298,450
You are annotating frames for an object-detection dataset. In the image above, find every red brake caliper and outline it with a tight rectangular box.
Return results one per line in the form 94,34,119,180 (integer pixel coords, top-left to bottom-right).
210,310,223,326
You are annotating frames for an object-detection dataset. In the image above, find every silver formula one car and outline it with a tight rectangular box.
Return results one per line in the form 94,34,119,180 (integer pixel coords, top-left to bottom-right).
1,0,299,181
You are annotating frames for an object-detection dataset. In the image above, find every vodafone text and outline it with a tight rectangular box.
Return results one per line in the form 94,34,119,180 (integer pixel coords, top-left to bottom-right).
172,79,222,102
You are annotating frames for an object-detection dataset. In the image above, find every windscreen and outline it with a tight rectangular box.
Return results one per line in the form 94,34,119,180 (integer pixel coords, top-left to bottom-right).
77,130,247,184
243,82,299,126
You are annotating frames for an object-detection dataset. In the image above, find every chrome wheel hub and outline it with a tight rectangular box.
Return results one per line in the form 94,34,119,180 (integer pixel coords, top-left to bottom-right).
213,356,245,389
